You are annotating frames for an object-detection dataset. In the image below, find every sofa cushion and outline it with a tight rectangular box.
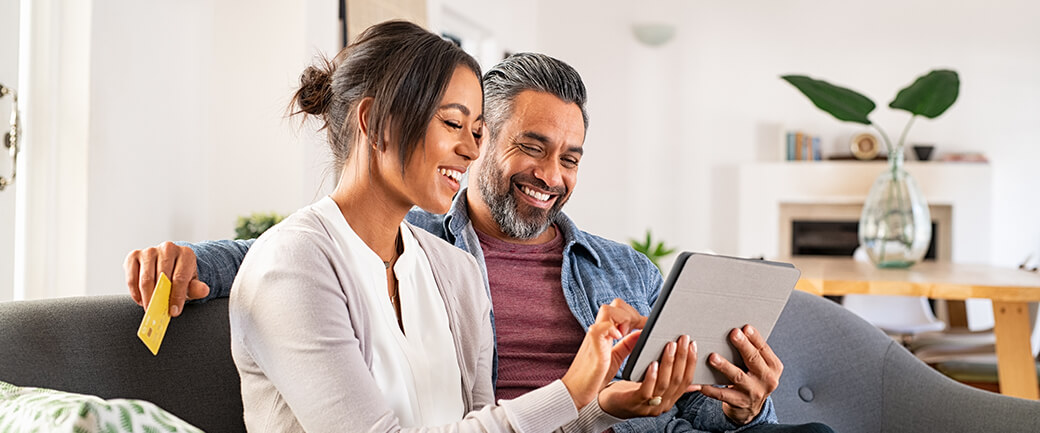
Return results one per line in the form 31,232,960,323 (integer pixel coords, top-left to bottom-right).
0,380,202,433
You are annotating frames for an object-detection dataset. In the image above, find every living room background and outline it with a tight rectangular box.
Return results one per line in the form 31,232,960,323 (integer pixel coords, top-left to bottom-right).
1,0,1038,300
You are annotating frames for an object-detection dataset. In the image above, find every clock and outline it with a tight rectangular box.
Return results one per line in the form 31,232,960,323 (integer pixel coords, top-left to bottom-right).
850,132,880,160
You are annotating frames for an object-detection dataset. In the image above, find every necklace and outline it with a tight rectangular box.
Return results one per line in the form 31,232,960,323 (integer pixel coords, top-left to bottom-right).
385,231,404,331
382,231,402,269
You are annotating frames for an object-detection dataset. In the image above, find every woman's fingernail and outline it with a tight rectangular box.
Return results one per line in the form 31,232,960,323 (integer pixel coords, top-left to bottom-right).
746,326,755,336
692,341,698,354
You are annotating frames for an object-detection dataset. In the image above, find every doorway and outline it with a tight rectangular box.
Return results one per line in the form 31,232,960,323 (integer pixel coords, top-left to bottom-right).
0,0,19,301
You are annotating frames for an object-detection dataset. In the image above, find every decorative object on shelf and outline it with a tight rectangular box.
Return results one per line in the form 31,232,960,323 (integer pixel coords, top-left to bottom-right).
781,69,960,268
235,212,286,240
850,132,881,160
0,83,20,192
631,23,676,47
629,230,675,271
939,152,987,163
912,144,935,161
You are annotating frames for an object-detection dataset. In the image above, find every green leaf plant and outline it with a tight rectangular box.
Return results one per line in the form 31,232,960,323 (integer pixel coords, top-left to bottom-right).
630,230,676,271
781,69,960,156
235,212,286,240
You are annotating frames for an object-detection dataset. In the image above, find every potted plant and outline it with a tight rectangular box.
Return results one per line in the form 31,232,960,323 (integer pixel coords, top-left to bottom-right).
630,230,676,271
781,70,959,267
235,212,286,240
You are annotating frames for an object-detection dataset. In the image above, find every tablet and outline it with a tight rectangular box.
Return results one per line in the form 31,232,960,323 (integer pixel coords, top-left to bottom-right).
621,253,800,385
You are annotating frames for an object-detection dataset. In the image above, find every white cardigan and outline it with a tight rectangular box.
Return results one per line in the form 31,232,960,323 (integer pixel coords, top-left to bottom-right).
229,199,619,432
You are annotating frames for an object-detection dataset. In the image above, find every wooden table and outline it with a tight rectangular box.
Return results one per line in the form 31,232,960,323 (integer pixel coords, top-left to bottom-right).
781,256,1040,400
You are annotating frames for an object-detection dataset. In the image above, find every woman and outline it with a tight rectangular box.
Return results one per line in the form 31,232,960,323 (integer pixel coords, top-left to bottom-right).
229,21,687,432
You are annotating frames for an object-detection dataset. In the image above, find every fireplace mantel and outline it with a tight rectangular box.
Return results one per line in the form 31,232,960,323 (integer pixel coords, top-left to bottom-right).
737,161,992,263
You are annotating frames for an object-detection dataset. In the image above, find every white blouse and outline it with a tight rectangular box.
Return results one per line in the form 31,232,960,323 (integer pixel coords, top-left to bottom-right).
316,196,465,427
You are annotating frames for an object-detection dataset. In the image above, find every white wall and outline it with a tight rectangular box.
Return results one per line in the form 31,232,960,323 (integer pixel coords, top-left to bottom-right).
81,0,338,296
0,0,17,302
8,0,337,299
535,0,1040,267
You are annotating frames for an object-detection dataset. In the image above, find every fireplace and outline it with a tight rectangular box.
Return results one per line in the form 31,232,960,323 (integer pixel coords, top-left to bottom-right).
737,161,989,263
790,221,937,259
778,203,951,260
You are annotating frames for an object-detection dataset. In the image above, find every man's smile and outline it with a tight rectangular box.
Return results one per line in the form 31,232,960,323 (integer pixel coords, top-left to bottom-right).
514,183,559,209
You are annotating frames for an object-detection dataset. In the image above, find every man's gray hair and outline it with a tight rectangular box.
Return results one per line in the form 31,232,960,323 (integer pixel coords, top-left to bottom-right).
482,53,589,144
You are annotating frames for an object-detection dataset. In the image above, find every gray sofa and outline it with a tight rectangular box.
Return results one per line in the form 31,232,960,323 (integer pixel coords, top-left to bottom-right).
2,291,1039,432
0,296,242,432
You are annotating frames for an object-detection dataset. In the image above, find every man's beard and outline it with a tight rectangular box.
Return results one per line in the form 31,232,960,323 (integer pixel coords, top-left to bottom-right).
477,159,567,240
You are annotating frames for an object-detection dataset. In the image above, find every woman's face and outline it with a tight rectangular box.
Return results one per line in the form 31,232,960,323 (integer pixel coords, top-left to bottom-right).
384,66,483,214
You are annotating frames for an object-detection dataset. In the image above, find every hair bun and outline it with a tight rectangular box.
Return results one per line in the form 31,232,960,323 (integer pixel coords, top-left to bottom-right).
295,63,334,115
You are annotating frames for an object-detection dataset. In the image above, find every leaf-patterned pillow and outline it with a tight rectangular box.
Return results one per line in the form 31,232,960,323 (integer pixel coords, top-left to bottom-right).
0,380,204,433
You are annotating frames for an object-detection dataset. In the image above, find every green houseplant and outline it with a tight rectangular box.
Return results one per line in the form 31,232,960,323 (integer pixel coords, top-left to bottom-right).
630,230,676,271
781,70,960,268
235,212,286,240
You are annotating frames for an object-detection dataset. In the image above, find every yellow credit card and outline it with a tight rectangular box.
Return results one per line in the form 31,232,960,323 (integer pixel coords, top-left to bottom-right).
137,272,172,356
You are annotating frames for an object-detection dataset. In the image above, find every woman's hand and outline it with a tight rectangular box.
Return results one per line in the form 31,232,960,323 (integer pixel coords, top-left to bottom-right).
560,299,646,410
597,335,700,418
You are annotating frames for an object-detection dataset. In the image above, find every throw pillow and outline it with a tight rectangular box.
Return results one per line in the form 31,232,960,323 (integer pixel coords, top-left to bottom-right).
0,380,203,433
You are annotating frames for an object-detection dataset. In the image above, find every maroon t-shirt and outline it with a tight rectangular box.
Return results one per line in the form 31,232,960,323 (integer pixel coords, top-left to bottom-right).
475,226,587,400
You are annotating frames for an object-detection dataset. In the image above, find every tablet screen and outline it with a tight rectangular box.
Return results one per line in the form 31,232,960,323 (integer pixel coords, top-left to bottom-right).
621,253,800,385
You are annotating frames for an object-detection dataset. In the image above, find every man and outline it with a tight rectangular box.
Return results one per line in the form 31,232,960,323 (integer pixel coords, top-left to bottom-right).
126,53,830,433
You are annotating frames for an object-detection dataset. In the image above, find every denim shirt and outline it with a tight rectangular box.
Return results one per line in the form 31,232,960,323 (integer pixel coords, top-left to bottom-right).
405,190,665,383
188,189,776,432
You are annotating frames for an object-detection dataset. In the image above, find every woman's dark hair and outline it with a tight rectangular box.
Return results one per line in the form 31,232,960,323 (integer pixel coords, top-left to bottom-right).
290,20,481,171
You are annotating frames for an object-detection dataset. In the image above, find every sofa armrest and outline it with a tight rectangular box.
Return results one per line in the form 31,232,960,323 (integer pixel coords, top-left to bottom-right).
881,339,1040,432
770,291,1040,432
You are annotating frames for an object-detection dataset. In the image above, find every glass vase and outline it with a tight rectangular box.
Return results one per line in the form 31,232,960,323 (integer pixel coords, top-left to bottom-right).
858,151,932,268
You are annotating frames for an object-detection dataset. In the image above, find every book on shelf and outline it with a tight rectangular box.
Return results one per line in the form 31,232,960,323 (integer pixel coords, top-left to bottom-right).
783,130,823,161
795,132,803,160
803,134,811,161
786,132,796,161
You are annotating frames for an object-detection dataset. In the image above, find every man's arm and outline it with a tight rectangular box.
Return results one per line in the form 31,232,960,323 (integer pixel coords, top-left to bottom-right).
178,239,254,300
123,239,254,317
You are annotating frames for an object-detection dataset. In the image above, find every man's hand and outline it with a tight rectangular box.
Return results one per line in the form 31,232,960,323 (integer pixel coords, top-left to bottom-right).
598,335,700,419
700,324,783,426
124,241,210,317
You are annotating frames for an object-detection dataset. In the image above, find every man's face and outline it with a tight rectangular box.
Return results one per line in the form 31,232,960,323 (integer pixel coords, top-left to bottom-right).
475,90,585,240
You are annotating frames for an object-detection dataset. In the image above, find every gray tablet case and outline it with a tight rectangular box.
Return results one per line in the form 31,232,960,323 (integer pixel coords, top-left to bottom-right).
621,253,800,385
